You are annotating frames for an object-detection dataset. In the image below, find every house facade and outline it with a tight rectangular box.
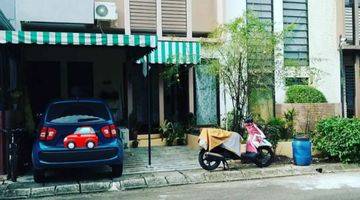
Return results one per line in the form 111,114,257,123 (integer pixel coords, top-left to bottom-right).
0,0,224,173
219,0,343,122
0,0,353,135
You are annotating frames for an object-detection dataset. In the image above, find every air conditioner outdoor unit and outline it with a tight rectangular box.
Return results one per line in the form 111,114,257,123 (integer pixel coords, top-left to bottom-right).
94,2,118,21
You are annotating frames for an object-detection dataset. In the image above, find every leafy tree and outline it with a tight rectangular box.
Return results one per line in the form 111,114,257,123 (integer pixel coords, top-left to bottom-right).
203,12,289,132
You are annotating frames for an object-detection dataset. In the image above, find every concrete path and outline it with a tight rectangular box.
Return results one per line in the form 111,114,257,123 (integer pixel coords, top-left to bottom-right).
36,171,360,200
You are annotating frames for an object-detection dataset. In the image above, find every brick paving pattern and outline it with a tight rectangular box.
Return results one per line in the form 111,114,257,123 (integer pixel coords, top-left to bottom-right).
124,146,201,174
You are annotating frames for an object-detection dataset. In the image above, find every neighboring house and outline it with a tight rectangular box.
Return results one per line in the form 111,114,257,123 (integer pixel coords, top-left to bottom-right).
0,0,224,173
339,0,360,118
219,0,343,121
0,0,222,134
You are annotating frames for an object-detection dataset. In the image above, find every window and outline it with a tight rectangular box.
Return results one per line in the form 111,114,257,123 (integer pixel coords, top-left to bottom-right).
129,0,156,33
285,77,309,86
345,0,354,43
46,102,110,124
246,0,273,24
162,0,187,36
283,0,309,66
345,0,354,7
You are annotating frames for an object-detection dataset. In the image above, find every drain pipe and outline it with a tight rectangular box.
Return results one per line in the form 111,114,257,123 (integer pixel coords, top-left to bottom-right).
339,35,347,117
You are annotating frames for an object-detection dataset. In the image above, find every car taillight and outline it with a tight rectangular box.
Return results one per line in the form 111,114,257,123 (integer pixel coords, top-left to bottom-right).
40,127,47,141
39,127,57,141
110,125,117,137
101,125,117,138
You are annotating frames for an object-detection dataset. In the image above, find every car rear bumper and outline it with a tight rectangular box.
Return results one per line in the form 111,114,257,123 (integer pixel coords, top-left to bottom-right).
32,140,123,169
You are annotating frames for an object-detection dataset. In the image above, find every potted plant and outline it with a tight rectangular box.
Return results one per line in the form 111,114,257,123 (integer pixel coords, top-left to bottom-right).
159,120,171,140
159,120,176,146
173,122,186,146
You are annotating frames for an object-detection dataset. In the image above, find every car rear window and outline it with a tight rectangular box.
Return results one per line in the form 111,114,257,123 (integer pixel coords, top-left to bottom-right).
46,102,111,124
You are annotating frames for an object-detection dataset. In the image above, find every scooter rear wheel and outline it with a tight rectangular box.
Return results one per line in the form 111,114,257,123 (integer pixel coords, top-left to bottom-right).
254,146,274,168
198,149,221,171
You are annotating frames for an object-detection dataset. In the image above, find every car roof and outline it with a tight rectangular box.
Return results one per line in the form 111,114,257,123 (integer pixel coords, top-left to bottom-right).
49,98,107,105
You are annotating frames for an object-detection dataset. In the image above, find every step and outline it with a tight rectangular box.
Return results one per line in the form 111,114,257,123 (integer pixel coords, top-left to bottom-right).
129,138,166,148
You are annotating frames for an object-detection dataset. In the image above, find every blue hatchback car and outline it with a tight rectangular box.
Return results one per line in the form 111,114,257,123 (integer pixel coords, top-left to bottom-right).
32,99,123,183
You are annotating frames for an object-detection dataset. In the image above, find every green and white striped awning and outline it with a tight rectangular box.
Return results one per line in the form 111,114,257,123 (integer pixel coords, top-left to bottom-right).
146,41,201,64
0,30,157,48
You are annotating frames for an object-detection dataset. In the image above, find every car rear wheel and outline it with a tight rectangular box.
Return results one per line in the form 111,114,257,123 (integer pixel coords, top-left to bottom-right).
33,169,45,183
111,164,123,177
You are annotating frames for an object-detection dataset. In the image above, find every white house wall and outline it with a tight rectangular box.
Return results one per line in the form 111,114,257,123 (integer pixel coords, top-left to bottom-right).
307,0,341,104
220,0,341,121
219,0,247,127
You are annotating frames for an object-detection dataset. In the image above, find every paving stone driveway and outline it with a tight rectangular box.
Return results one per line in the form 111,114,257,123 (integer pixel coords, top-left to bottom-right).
124,146,200,174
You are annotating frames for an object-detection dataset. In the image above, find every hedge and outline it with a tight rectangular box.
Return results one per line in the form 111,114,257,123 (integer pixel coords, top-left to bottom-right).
285,85,327,103
313,117,360,163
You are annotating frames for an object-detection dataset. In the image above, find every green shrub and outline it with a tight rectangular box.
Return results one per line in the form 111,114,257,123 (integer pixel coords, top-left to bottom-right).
313,117,360,163
264,118,286,151
283,108,297,139
285,85,327,103
159,120,187,146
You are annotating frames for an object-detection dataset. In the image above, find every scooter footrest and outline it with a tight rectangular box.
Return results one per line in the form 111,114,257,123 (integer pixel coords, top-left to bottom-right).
242,152,258,160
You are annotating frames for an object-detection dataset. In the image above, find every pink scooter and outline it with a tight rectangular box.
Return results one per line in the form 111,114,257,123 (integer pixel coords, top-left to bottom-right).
198,116,274,170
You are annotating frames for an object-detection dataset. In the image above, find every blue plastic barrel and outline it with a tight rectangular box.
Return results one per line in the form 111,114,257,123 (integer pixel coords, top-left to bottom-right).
292,137,312,166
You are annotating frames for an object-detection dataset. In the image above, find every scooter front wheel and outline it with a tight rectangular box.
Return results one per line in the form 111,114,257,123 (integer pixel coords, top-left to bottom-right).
254,146,274,168
198,149,221,171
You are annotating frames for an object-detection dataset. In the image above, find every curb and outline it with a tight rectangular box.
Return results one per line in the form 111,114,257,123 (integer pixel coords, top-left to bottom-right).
0,163,359,199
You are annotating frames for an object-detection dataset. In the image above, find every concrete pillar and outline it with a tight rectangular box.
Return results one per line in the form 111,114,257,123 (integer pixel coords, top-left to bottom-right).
188,66,194,113
124,0,131,34
216,0,224,24
356,55,360,117
126,62,133,117
336,0,345,39
156,0,162,37
273,0,285,103
186,0,193,38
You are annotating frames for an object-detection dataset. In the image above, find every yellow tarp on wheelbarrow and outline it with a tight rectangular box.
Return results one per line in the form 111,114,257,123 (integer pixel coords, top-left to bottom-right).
198,128,232,151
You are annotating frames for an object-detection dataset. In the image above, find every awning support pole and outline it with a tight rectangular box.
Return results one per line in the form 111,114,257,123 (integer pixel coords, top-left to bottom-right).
147,54,152,166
